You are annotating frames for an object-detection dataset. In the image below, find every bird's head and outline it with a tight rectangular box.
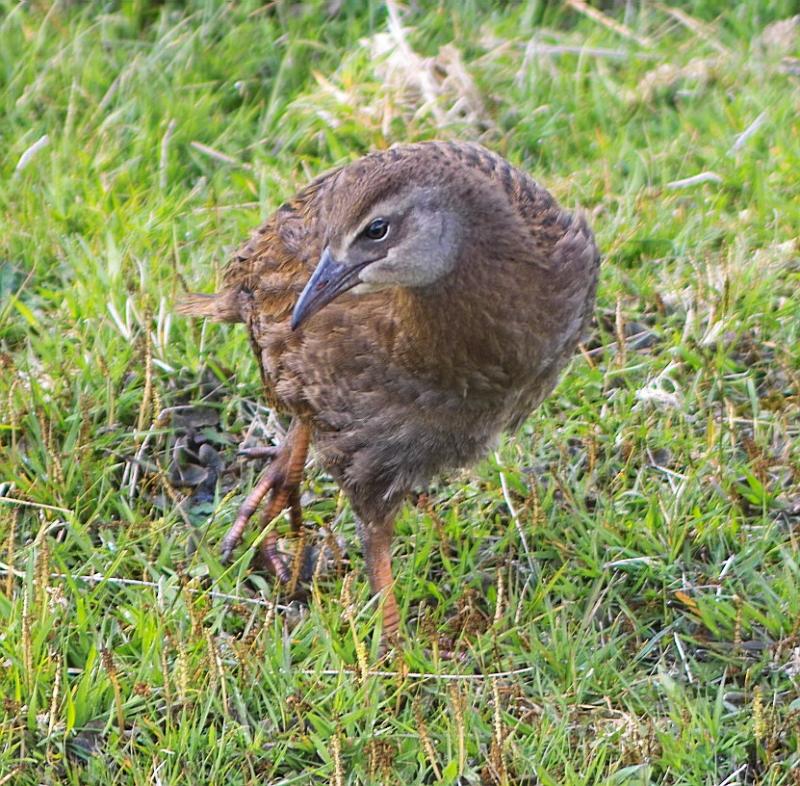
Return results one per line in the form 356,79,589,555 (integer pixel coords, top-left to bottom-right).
290,156,476,330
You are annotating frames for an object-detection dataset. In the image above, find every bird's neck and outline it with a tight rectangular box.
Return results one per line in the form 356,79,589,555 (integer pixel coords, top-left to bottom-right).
391,262,527,391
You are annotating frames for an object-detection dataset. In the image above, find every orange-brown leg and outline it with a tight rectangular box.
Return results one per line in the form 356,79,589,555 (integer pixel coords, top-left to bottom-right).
360,513,463,660
284,487,308,594
359,521,400,648
219,420,310,578
254,425,309,578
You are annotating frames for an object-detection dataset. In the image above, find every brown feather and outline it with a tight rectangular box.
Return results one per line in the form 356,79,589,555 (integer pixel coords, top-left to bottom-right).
175,291,245,323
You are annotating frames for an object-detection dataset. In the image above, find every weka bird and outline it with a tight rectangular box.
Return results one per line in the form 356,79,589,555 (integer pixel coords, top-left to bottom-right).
179,141,599,645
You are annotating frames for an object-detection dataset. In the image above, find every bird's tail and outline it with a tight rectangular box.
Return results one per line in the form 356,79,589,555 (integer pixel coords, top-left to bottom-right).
175,291,244,323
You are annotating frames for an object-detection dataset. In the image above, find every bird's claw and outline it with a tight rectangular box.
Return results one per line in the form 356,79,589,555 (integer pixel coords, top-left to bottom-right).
218,423,310,580
219,543,235,565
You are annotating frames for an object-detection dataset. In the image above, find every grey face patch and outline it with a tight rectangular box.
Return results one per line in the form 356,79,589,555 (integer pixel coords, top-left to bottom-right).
346,188,422,247
329,185,463,292
358,208,462,289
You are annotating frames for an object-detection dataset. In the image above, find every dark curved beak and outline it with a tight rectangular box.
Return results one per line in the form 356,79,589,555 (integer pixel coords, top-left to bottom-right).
291,247,365,331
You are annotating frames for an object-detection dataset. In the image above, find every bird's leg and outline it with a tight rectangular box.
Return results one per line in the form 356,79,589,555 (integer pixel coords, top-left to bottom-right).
219,420,310,573
254,423,310,579
220,461,285,563
358,520,400,649
285,487,307,595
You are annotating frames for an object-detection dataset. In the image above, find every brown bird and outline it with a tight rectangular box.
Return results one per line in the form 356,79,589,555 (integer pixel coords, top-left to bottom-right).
178,141,599,646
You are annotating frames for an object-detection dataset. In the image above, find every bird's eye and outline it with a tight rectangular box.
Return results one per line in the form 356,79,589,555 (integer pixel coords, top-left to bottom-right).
363,218,390,241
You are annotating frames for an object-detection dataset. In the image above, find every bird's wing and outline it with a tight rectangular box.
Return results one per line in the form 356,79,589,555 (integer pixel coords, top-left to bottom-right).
176,168,340,412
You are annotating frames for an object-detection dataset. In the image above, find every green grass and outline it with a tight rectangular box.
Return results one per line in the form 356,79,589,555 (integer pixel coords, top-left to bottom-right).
2,0,800,783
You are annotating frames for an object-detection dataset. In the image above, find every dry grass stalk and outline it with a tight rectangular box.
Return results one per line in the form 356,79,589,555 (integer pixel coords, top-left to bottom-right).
528,480,544,531
44,416,64,489
615,295,627,369
366,738,396,782
672,632,693,684
752,685,765,743
21,581,33,692
657,4,730,55
449,682,466,776
494,567,505,625
126,313,155,500
46,651,62,738
341,572,368,680
176,634,190,705
7,378,20,453
566,0,653,48
518,41,633,64
489,676,509,785
246,597,278,668
666,171,723,190
759,15,799,54
586,426,598,477
299,664,539,681
190,140,253,171
34,521,50,611
15,134,49,173
183,577,207,641
632,58,719,104
330,725,344,786
3,509,17,597
0,768,25,785
370,30,490,133
0,496,72,516
385,0,446,126
316,524,345,582
733,594,743,657
159,633,173,712
367,738,378,783
413,697,442,780
730,111,768,154
632,12,797,108
101,649,126,735
159,118,176,192
495,451,535,577
135,313,153,435
295,2,490,137
77,391,92,460
204,626,228,715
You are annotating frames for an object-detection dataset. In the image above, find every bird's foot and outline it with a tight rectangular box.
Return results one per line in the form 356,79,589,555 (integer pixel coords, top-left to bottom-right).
252,488,305,587
220,422,311,574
